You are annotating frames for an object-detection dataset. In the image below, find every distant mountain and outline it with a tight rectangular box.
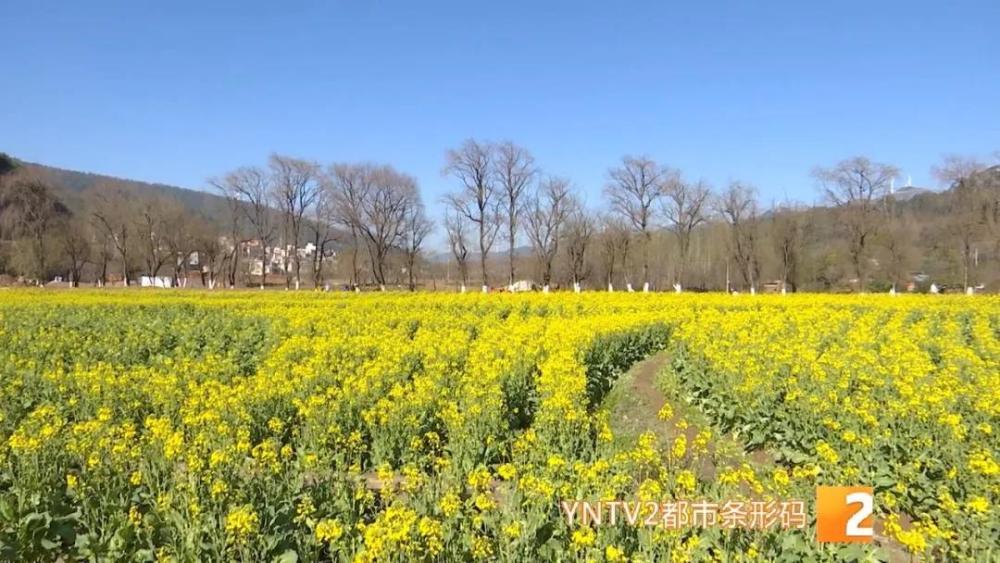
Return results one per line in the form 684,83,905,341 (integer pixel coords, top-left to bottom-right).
14,159,230,223
888,185,933,202
426,245,534,263
971,165,1000,187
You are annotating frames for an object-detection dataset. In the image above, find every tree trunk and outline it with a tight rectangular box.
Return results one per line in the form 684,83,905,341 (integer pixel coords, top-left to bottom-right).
508,231,515,286
480,242,488,288
350,228,360,288
293,250,302,290
313,254,324,289
228,248,239,289
260,244,267,289
641,230,650,286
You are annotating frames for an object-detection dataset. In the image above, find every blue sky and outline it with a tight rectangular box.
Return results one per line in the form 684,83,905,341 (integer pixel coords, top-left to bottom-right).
2,0,998,217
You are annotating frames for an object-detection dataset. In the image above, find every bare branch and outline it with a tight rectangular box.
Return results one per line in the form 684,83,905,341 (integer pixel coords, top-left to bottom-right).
525,176,571,286
603,155,671,285
444,139,500,287
812,156,899,288
494,140,537,284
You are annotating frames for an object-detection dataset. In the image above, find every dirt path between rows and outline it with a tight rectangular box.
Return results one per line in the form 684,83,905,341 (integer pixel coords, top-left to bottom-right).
621,352,670,424
607,351,910,562
608,351,749,481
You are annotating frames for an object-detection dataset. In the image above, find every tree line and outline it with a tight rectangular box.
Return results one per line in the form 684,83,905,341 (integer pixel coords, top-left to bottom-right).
1,146,998,292
210,155,432,291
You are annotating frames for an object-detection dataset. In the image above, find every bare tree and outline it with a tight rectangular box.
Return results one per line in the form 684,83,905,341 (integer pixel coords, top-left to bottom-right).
813,156,898,290
494,141,536,286
192,219,225,289
355,165,417,289
210,166,273,289
309,172,340,289
330,163,371,288
269,154,321,290
716,182,760,291
212,178,244,288
224,205,242,289
444,208,471,290
987,160,1000,268
663,178,711,289
525,177,571,288
604,156,668,288
879,211,917,291
402,200,433,290
88,183,136,287
444,139,500,290
770,203,802,292
162,205,199,287
92,224,115,287
932,155,989,291
597,214,630,290
59,216,92,287
564,201,594,288
134,194,175,279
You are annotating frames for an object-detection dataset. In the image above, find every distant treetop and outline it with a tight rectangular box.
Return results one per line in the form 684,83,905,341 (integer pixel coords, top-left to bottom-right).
0,153,17,176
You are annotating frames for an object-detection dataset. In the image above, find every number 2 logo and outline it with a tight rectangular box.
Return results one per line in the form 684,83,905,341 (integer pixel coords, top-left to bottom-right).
816,486,875,543
844,491,874,537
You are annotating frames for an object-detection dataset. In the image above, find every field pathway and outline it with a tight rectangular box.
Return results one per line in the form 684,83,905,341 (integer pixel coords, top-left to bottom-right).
606,350,910,562
607,351,754,480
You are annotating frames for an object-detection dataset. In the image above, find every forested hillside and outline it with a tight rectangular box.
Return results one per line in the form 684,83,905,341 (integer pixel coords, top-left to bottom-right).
16,159,232,225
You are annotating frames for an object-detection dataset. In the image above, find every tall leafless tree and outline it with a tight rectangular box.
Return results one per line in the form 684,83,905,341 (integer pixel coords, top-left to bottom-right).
309,173,339,289
211,166,273,288
813,156,898,291
88,182,136,286
525,177,571,287
162,206,199,287
494,141,536,286
932,156,990,291
597,214,630,290
444,208,471,290
134,194,175,279
402,200,433,290
564,201,594,287
663,178,711,289
716,182,760,291
192,219,225,289
269,154,321,290
91,223,114,287
59,216,91,287
604,156,669,288
444,139,501,290
879,210,917,291
987,160,1000,266
356,165,418,289
330,163,371,288
770,203,802,292
215,182,243,289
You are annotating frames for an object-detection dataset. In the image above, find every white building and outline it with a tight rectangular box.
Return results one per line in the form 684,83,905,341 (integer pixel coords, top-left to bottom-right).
140,276,173,288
